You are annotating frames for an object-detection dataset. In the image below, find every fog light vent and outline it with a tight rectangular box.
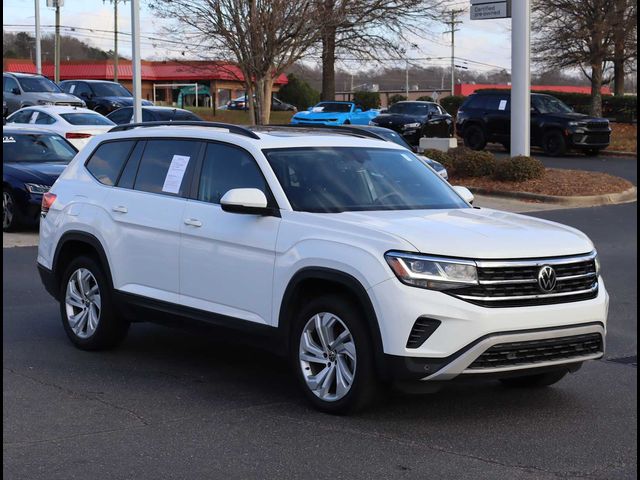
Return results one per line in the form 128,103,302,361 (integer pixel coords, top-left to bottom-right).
406,317,441,349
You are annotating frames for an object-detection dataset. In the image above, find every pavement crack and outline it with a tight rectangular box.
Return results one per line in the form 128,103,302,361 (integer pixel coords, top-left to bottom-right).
3,367,149,426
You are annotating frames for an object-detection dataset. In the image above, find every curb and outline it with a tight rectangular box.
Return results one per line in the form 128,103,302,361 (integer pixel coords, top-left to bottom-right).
602,150,637,158
469,186,637,207
485,146,637,159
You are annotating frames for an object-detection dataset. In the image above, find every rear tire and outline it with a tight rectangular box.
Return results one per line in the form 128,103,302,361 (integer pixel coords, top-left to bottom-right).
291,294,379,414
3,189,19,232
499,370,568,388
59,255,129,351
542,130,567,156
463,125,487,150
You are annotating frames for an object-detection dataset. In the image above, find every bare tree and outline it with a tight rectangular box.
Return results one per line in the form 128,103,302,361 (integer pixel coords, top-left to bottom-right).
151,0,328,124
318,0,444,101
532,0,615,116
610,0,637,95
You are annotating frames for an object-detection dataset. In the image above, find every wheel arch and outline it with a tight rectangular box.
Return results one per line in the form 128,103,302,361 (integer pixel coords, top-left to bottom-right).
278,267,387,376
52,230,114,298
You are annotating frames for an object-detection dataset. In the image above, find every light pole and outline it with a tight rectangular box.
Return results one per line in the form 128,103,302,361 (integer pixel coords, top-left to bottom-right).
511,0,531,156
130,0,142,122
35,0,42,74
105,1,126,82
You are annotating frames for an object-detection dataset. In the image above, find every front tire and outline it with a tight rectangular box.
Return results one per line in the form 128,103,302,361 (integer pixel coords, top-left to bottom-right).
499,370,568,388
542,130,567,156
463,125,487,150
3,189,19,232
59,256,129,351
291,294,378,414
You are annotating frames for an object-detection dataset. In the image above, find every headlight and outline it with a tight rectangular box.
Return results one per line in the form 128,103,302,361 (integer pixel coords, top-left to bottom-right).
385,252,478,290
403,122,421,129
368,120,378,126
37,100,55,105
110,102,123,108
568,121,587,127
25,183,50,194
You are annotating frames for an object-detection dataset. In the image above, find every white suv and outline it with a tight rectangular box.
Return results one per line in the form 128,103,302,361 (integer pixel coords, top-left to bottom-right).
37,122,608,413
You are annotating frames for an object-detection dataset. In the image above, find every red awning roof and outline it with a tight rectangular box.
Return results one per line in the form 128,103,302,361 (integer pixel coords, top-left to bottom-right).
455,83,611,96
3,59,288,84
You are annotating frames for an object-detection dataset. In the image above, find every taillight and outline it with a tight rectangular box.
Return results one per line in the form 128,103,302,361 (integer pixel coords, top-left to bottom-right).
65,132,92,139
41,192,57,215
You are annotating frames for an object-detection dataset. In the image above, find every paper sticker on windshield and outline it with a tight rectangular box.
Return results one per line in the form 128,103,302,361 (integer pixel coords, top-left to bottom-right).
498,100,507,111
312,107,324,112
3,136,16,143
69,84,76,93
162,155,190,194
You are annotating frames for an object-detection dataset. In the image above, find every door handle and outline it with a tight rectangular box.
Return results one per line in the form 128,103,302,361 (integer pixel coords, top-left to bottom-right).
112,205,128,214
184,218,202,227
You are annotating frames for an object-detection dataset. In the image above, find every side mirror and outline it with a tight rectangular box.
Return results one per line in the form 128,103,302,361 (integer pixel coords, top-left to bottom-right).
307,107,313,111
220,188,274,215
453,186,474,204
355,108,363,113
380,109,388,114
11,87,20,95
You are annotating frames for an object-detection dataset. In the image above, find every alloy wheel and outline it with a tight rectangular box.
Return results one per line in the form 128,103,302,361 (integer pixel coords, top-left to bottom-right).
299,312,357,402
3,191,14,230
65,268,102,339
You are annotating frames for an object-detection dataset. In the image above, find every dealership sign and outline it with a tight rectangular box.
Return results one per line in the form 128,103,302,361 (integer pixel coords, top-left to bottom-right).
470,0,511,20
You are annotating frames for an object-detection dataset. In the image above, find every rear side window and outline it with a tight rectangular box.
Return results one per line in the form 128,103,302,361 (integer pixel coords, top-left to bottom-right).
197,143,268,204
86,141,136,185
134,139,202,196
484,95,510,111
60,113,114,126
107,108,132,124
462,95,487,110
35,112,56,125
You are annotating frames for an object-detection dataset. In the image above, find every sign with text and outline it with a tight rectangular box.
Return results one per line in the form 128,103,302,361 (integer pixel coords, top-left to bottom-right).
470,0,510,20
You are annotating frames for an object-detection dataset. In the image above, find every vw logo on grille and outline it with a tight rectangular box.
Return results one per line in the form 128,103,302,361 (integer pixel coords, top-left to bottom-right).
537,265,557,292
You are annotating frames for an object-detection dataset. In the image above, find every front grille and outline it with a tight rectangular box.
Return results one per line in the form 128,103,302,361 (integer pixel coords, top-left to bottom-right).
467,333,603,370
450,253,598,307
586,121,610,130
583,132,610,144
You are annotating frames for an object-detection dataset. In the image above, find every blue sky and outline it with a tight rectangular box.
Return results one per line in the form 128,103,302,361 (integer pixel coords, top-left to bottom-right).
3,0,513,74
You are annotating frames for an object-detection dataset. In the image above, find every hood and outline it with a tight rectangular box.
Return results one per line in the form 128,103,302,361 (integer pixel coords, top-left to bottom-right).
29,92,84,103
4,161,68,185
324,208,593,259
373,113,425,126
294,110,348,120
544,112,607,123
100,96,153,106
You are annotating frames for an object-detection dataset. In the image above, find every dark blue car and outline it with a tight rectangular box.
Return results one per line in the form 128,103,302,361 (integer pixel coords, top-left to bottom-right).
3,126,77,231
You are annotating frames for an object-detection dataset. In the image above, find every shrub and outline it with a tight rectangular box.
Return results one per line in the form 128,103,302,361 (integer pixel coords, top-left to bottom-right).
353,90,381,110
448,147,497,177
388,94,407,105
416,95,434,102
440,95,467,117
277,74,320,111
493,156,545,182
422,149,454,171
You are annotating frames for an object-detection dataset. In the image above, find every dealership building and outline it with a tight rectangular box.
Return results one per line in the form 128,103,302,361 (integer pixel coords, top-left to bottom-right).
3,59,288,108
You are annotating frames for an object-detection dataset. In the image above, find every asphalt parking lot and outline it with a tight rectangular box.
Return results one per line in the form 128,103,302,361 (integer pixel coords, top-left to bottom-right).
3,156,637,480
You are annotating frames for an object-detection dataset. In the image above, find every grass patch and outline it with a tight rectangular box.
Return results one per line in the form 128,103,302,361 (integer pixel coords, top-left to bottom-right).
185,107,294,125
453,168,633,197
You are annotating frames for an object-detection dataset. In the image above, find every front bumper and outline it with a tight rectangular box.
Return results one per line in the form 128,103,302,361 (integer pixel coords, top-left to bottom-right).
567,128,611,149
370,276,609,381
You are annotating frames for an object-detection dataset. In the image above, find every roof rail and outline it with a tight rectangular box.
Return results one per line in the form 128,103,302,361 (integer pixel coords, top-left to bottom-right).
108,121,260,139
261,124,385,141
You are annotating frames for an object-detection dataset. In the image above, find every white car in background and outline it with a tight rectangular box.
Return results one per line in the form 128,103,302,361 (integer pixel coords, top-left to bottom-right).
5,105,115,150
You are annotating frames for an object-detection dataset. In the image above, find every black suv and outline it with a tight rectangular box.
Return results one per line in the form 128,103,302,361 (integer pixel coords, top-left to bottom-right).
455,91,611,156
370,101,453,145
59,80,153,115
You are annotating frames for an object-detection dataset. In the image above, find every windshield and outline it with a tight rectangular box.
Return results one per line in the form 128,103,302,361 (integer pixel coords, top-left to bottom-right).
3,132,76,163
91,82,132,97
532,95,573,114
371,128,413,150
17,77,62,93
153,109,202,121
60,113,115,126
264,147,467,212
388,103,430,116
311,103,353,113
